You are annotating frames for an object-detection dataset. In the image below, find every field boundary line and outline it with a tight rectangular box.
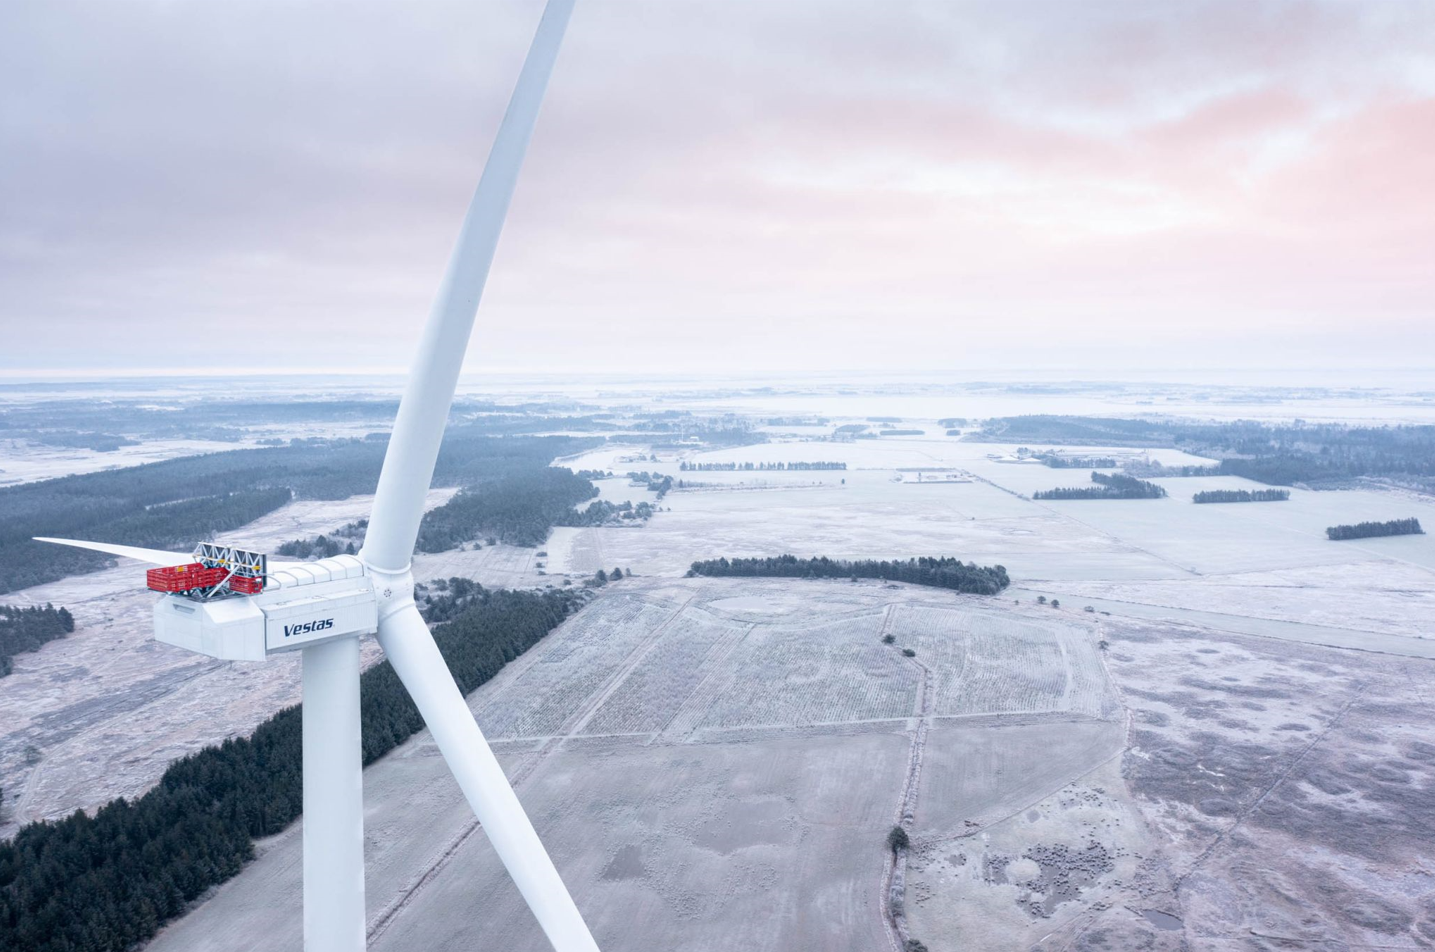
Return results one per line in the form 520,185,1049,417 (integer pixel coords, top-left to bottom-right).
557,593,699,742
1036,589,1416,639
366,809,487,944
1022,494,1204,578
881,603,932,952
651,621,756,743
370,592,692,941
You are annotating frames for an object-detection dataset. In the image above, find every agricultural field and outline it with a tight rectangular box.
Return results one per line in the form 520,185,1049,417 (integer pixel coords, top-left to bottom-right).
136,570,1435,952
888,606,1118,720
553,433,1435,645
144,577,1124,952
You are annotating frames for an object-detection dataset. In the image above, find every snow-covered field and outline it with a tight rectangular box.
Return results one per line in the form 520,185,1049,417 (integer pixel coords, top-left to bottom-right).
0,438,261,487
552,438,1435,643
141,572,1435,952
146,578,1125,952
0,419,388,488
4,389,1435,950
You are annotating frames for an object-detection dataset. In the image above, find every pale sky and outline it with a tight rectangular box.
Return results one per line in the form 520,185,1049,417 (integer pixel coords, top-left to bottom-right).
2,1,1433,377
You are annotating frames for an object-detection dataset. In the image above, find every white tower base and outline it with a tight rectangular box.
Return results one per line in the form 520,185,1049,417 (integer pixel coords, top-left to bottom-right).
302,635,367,952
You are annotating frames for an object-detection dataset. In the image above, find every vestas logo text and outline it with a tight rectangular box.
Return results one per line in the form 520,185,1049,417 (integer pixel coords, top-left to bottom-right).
284,618,335,638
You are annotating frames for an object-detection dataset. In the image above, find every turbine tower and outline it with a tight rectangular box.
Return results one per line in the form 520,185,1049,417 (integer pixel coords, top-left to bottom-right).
37,1,598,949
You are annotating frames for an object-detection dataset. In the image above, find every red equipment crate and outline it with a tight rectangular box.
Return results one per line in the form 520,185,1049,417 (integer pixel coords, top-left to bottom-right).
147,563,227,593
228,575,264,595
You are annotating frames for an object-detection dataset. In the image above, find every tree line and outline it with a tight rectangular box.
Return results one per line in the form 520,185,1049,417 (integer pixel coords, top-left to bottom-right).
415,467,600,551
972,416,1435,490
276,534,355,559
414,466,659,553
1033,472,1166,500
0,586,582,952
626,472,673,499
1193,489,1289,503
2,430,138,452
275,519,367,560
0,431,597,594
1326,518,1423,541
688,555,1010,595
678,461,846,471
570,499,653,525
1123,462,1222,478
0,604,74,677
1038,454,1117,468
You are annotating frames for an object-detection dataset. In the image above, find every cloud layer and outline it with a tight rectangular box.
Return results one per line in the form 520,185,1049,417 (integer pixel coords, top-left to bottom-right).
3,0,1433,375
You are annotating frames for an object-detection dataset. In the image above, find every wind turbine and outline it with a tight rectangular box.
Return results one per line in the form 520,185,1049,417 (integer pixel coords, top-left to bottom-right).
36,1,599,950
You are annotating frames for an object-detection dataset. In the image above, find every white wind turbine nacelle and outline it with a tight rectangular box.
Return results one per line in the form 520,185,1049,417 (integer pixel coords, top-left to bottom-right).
37,2,597,950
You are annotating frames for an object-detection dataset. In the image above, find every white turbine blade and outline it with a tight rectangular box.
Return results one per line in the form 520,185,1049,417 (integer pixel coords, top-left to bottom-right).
34,537,305,573
33,536,193,566
375,604,598,951
362,0,575,573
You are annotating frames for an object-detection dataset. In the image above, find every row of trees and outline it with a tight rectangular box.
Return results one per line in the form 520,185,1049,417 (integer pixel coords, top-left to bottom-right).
0,586,581,952
687,555,1010,595
626,472,673,499
1033,473,1167,500
1037,454,1117,468
1123,462,1221,478
1326,518,1424,541
1193,489,1289,503
589,568,629,586
678,461,846,471
0,604,74,677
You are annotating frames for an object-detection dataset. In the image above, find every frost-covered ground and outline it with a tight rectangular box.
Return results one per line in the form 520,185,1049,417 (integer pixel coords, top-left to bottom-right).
5,394,1435,949
0,437,264,486
143,576,1435,952
147,578,1125,952
1040,561,1435,641
0,489,453,838
552,436,1435,640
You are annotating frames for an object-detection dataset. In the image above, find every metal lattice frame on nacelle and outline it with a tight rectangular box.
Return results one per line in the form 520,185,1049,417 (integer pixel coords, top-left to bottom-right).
196,543,267,580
